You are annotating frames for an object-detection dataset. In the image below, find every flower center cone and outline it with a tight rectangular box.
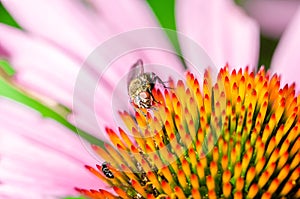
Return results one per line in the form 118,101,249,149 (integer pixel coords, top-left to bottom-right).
77,66,300,199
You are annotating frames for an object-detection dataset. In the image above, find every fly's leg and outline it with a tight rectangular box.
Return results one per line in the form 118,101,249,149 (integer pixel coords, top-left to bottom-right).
147,88,160,104
135,107,147,117
128,99,147,117
153,74,173,89
134,107,154,132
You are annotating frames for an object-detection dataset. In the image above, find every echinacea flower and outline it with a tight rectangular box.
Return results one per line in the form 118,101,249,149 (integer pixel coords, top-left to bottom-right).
1,0,300,199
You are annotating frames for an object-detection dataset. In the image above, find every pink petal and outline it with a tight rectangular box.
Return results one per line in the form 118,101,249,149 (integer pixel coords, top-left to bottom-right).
270,7,300,89
0,99,106,198
2,0,110,60
2,0,163,61
0,24,80,108
0,25,113,137
89,0,159,32
176,0,260,70
244,0,300,38
0,185,51,199
0,25,185,140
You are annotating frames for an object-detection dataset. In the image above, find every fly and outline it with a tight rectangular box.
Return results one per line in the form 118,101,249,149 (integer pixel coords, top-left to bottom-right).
127,59,168,110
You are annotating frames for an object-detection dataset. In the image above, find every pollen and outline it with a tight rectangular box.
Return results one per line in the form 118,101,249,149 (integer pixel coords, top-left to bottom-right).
77,66,299,199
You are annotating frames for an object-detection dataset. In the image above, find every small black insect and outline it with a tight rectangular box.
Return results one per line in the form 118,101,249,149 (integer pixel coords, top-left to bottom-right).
101,162,114,178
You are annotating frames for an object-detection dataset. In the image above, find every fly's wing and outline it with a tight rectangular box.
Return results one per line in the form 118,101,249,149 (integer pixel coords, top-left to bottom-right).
127,59,144,91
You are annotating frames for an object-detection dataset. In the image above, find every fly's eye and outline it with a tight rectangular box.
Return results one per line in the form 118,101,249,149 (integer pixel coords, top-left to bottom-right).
139,91,149,99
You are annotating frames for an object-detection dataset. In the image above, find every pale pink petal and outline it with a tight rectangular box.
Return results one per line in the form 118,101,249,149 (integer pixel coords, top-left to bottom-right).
0,25,114,137
176,0,260,70
270,7,300,89
0,20,185,139
0,25,183,139
0,98,106,198
0,24,80,108
2,0,167,63
2,0,109,60
0,25,180,141
90,0,159,32
0,185,52,199
244,0,300,38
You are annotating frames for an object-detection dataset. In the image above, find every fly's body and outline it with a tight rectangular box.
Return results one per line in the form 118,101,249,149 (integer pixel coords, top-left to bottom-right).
127,59,167,109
